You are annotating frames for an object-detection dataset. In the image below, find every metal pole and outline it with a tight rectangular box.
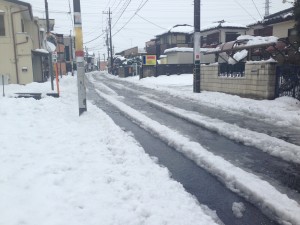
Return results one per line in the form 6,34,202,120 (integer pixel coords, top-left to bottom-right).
2,75,4,97
70,30,74,76
193,0,201,93
45,0,54,90
73,0,87,116
109,8,113,75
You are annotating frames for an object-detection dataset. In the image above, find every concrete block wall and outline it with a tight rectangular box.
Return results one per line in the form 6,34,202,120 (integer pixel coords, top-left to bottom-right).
201,62,277,99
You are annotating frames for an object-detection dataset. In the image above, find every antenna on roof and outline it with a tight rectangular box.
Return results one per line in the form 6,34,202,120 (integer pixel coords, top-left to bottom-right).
265,0,270,17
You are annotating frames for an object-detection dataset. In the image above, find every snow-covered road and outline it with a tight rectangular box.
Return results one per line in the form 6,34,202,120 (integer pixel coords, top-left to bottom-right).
1,72,300,225
88,72,300,225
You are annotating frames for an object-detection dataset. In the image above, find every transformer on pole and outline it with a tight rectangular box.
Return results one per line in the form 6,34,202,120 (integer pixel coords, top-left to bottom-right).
193,0,201,93
73,0,87,115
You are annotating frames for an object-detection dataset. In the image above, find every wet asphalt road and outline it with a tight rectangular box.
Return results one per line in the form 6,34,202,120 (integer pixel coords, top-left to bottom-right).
86,74,300,225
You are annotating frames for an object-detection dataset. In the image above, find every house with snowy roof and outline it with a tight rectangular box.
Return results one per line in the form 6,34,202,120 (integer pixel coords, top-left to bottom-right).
197,20,248,48
0,0,50,84
247,7,296,40
147,24,194,57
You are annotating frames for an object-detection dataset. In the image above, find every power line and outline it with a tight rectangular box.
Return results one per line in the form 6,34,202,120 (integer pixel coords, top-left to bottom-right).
250,0,263,19
112,0,132,29
136,13,168,30
113,0,149,37
84,32,106,44
233,0,258,22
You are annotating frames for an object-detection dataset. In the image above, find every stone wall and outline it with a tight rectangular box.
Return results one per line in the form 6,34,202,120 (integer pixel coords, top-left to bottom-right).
201,62,277,99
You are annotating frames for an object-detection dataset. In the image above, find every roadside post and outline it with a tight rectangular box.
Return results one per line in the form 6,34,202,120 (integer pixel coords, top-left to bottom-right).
73,0,87,116
193,0,201,93
2,75,5,97
52,52,60,96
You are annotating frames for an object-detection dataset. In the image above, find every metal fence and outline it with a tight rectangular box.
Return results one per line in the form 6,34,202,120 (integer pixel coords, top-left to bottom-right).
275,65,300,101
219,62,246,77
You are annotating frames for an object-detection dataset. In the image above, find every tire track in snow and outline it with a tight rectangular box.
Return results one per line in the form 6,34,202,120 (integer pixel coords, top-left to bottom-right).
95,89,300,225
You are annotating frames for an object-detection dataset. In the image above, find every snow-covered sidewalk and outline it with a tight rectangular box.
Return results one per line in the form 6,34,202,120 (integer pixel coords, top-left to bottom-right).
0,76,220,225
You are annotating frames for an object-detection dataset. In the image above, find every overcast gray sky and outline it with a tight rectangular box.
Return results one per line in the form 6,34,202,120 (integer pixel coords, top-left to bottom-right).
28,0,292,54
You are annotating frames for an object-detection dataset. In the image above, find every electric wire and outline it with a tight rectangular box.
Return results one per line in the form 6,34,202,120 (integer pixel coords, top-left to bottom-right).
136,13,168,30
251,0,263,19
233,0,258,22
113,0,149,37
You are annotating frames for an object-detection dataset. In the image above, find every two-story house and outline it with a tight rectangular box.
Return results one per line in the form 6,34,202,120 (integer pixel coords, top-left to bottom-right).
247,7,295,39
152,24,194,57
199,20,248,48
0,0,48,84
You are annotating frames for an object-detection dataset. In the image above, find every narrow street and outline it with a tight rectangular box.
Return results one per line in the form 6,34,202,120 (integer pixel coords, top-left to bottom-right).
87,72,300,225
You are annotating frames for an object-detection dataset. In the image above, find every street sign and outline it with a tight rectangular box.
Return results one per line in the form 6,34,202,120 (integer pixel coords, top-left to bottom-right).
52,52,57,63
142,55,156,65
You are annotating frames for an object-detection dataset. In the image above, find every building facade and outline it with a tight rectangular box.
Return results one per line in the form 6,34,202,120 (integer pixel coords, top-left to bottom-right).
0,0,48,84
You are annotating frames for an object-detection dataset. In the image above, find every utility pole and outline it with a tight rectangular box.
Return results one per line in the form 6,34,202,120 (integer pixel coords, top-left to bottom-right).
106,29,110,70
44,0,54,90
296,0,300,41
109,8,113,74
73,0,87,116
193,0,201,93
103,9,113,74
98,52,100,71
70,30,74,76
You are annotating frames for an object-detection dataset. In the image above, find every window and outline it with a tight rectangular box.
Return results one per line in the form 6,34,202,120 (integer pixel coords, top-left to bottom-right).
0,14,5,36
254,26,273,37
21,19,25,32
225,32,239,42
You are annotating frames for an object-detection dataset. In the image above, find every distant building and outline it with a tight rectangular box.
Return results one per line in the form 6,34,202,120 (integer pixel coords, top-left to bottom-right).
154,24,194,57
0,0,49,84
163,47,193,64
116,46,146,58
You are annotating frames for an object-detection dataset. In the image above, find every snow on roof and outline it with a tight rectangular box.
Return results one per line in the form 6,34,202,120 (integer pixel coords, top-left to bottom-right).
164,47,193,54
34,48,49,54
165,47,215,54
157,24,194,37
263,7,294,23
237,35,278,46
201,21,247,32
114,55,126,61
138,48,146,54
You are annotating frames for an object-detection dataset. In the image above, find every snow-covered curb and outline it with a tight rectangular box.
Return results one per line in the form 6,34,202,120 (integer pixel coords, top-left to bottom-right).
96,89,300,225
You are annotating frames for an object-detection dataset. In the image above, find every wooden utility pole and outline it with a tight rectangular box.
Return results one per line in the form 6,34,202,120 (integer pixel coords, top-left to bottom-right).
44,0,54,90
193,0,201,93
295,0,300,41
70,30,74,76
73,0,87,115
103,9,113,74
109,8,113,74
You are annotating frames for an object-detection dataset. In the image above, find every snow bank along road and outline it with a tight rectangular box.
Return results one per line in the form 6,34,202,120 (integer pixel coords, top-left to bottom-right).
87,72,300,225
